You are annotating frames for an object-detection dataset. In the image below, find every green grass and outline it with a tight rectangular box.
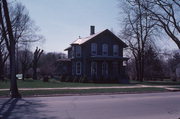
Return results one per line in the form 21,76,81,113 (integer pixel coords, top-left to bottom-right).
0,79,134,89
0,87,167,97
142,81,180,85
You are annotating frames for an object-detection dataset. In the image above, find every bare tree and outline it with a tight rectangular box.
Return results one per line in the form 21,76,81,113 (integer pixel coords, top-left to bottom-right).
9,2,45,73
0,0,21,98
33,47,43,80
139,0,180,49
19,46,32,80
0,2,43,81
0,32,8,81
120,0,157,81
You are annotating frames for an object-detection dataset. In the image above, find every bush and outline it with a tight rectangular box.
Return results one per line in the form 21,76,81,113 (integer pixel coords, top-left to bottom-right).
60,75,66,82
79,76,88,83
43,75,49,82
73,76,79,83
65,76,73,82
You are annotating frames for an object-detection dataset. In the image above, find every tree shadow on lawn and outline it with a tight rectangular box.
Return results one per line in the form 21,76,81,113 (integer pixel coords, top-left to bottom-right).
0,98,58,119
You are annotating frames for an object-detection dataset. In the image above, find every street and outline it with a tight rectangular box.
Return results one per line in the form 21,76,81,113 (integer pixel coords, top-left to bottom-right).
0,92,180,119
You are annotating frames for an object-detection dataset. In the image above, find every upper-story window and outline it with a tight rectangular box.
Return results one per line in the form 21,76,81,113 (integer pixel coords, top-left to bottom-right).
72,46,75,58
102,44,108,56
91,43,97,56
76,45,81,57
113,45,119,56
68,50,72,58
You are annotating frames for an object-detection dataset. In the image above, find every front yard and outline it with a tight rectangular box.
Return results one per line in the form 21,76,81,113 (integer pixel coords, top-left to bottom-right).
0,79,134,89
0,79,179,97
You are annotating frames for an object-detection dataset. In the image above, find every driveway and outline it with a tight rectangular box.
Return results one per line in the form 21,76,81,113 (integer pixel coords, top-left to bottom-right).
0,92,180,119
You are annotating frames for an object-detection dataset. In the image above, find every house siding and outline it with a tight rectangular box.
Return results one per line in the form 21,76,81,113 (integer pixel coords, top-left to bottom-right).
64,29,128,83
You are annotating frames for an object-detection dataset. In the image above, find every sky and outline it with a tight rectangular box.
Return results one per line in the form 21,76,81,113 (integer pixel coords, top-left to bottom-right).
15,0,124,53
15,0,178,53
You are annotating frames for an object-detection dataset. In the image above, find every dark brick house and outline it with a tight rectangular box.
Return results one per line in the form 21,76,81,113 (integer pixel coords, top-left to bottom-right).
63,26,128,83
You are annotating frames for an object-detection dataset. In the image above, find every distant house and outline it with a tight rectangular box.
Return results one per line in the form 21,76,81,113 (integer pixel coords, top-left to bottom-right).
61,26,128,83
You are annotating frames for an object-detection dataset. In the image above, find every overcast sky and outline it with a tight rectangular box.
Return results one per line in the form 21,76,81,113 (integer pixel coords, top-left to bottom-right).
15,0,177,53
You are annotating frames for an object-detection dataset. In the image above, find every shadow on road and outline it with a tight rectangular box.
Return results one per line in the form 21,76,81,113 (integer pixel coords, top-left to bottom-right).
0,98,57,119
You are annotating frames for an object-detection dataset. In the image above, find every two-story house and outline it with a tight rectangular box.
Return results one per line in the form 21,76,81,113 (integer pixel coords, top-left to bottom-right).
64,26,128,83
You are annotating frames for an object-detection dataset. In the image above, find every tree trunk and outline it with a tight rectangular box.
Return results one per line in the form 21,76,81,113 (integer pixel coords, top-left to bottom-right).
0,50,4,81
32,48,43,80
2,0,21,98
0,62,5,81
33,62,37,80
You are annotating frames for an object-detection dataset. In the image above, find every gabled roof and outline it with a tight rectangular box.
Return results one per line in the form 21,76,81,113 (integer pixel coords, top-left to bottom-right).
71,30,105,45
64,29,128,51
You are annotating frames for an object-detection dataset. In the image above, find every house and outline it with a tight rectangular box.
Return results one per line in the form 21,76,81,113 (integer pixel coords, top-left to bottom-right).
63,26,129,83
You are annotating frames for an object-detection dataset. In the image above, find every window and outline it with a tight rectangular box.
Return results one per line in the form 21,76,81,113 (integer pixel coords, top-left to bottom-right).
91,43,97,56
72,46,75,58
102,62,108,75
113,45,119,56
69,50,72,58
102,44,108,56
76,46,81,57
76,62,81,75
91,62,97,76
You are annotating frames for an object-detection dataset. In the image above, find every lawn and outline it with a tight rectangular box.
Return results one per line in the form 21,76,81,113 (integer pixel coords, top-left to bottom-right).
0,87,167,97
142,81,180,85
0,79,134,89
0,79,178,97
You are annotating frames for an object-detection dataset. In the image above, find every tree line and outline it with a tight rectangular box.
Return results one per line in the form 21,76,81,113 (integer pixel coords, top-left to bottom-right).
120,0,180,82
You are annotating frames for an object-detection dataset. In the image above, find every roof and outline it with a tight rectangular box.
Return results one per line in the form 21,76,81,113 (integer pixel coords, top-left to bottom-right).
64,29,128,51
64,46,71,51
71,30,105,45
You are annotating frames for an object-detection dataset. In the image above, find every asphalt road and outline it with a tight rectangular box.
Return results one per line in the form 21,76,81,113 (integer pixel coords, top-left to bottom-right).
0,92,180,119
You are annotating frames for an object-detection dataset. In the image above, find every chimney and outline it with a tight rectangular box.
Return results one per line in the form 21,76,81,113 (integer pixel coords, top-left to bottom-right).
90,26,95,35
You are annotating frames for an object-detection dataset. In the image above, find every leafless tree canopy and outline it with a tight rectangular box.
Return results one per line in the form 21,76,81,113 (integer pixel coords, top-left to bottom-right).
120,0,158,81
139,0,180,49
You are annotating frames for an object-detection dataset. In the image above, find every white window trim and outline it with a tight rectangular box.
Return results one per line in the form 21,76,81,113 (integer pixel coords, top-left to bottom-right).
72,46,75,58
113,44,119,56
102,44,108,56
76,62,81,75
76,46,81,57
91,43,97,56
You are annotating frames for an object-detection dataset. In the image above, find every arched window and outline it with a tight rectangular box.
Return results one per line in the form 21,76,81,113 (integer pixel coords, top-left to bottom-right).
113,45,119,56
102,44,108,56
91,43,97,56
76,45,81,57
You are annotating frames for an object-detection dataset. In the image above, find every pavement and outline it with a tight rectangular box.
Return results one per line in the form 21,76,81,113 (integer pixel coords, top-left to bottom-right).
0,84,179,91
0,92,180,119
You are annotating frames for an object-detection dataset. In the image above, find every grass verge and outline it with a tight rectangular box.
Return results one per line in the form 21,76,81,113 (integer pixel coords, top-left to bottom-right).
0,87,168,97
0,79,134,89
